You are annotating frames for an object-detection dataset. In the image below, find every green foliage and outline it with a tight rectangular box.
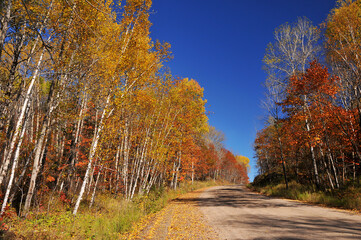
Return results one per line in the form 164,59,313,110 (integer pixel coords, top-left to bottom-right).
38,77,51,96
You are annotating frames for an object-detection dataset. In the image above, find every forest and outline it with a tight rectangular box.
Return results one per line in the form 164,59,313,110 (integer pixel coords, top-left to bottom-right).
0,0,249,233
254,0,361,202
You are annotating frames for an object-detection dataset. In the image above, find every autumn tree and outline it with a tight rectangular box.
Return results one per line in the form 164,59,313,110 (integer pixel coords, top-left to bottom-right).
326,0,361,163
0,0,248,219
262,17,321,188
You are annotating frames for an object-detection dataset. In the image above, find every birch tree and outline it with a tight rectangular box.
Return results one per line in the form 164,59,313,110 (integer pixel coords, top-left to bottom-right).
263,17,322,187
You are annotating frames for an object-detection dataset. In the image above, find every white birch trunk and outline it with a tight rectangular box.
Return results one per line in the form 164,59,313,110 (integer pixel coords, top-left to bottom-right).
174,152,181,190
23,44,75,214
0,0,12,59
319,148,334,189
128,145,140,199
123,121,130,199
87,163,97,196
132,130,149,197
0,108,28,214
114,142,121,193
73,96,110,215
0,49,45,187
89,165,103,208
303,95,320,187
23,109,52,215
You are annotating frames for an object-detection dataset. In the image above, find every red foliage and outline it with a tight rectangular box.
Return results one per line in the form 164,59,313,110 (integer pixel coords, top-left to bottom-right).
60,192,71,205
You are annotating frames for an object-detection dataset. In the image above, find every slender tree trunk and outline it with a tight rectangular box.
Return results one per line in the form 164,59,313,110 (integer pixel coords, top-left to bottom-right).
0,49,45,187
342,152,345,184
89,165,103,209
23,47,73,214
87,162,97,196
23,109,52,215
305,117,320,188
319,148,334,190
328,152,339,188
173,151,181,190
68,98,86,193
353,153,356,183
191,161,194,184
140,157,153,193
0,0,12,59
70,94,87,168
8,148,33,206
129,145,140,199
170,161,176,189
73,96,110,215
131,130,149,198
5,21,26,101
320,112,340,189
1,107,28,214
123,121,130,199
146,163,159,194
114,142,122,194
277,135,288,189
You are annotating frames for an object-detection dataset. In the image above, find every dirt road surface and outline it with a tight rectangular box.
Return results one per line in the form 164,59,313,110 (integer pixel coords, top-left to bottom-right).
199,185,361,240
123,188,219,239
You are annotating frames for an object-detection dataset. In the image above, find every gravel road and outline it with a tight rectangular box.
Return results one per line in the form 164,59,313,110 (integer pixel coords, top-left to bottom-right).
199,185,361,240
123,188,219,239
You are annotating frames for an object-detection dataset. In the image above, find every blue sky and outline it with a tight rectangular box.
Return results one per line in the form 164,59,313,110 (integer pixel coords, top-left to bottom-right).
148,0,336,181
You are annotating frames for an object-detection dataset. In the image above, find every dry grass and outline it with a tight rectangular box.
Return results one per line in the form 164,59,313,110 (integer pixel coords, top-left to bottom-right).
2,180,224,239
250,181,361,212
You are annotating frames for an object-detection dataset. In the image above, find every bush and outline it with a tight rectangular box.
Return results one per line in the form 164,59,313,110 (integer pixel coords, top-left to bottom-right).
6,180,223,239
251,180,361,211
252,171,285,187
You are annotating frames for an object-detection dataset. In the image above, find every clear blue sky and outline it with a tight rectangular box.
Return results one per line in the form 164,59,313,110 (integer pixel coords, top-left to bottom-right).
148,0,336,181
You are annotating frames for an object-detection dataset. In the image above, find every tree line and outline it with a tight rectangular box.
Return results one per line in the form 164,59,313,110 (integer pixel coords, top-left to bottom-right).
0,0,248,217
255,0,361,190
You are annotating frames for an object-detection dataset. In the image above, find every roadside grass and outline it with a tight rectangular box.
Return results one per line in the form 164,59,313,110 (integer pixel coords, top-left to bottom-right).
249,180,361,211
4,180,224,239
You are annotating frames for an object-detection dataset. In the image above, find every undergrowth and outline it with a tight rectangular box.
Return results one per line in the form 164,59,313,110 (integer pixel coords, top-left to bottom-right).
250,180,361,211
2,180,224,239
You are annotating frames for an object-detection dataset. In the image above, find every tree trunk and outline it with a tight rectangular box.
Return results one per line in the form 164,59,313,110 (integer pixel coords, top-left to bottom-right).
277,135,288,189
328,152,339,188
191,161,194,184
89,165,103,209
0,107,28,214
305,117,320,188
123,121,130,199
0,0,12,59
114,142,122,194
173,151,181,190
0,49,45,187
22,109,52,215
342,152,345,184
22,46,73,214
319,148,334,190
73,96,110,215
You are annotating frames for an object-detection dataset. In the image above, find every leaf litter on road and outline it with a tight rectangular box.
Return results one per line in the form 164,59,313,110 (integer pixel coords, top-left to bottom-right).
121,188,219,240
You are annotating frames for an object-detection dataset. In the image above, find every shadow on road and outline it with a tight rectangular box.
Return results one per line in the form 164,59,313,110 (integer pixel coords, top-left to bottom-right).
178,185,361,240
224,215,361,238
174,186,298,209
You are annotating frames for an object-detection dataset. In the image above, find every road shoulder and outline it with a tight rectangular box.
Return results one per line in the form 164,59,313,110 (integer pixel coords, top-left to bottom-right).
122,188,219,240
